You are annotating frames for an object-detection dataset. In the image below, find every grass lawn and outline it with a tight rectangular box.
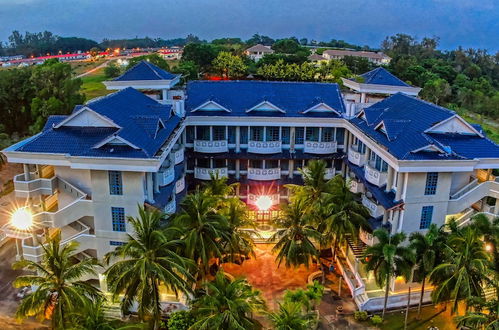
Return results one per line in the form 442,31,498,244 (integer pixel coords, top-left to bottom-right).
80,68,112,101
70,59,106,76
458,109,499,143
378,305,458,330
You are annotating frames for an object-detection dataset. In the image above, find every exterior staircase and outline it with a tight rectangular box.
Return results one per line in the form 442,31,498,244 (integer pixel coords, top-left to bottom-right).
448,178,499,214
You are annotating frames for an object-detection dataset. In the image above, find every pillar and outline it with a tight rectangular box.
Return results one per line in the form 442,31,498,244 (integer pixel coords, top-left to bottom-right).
289,160,294,179
494,198,499,215
23,164,30,181
162,89,167,101
360,93,366,103
153,172,160,194
235,159,240,179
146,173,154,203
382,211,389,225
290,127,296,152
395,172,404,200
386,167,394,192
235,127,241,152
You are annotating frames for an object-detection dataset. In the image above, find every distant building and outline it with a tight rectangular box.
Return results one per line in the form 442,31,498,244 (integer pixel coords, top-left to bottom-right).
307,53,326,63
158,47,183,60
322,49,391,64
244,44,274,61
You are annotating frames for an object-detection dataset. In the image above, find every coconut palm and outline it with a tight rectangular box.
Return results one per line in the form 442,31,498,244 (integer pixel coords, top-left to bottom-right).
409,223,446,318
271,197,321,268
190,271,266,330
220,197,257,264
173,189,231,280
104,206,194,328
455,297,498,330
363,229,415,318
429,224,491,314
268,301,313,330
203,171,238,197
13,231,101,329
288,159,331,208
68,298,119,330
324,175,370,261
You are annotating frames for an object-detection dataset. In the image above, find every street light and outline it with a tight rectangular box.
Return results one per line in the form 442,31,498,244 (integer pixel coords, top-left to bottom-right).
11,207,33,231
485,243,493,252
255,195,272,211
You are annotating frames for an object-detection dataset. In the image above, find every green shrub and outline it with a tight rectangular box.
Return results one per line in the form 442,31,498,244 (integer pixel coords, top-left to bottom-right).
167,310,195,330
371,315,383,326
354,310,369,321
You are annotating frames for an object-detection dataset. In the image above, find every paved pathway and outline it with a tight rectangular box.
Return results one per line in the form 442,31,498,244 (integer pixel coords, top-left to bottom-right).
75,60,110,78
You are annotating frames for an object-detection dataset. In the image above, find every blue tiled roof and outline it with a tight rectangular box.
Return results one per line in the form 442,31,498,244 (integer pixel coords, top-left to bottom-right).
16,88,181,159
353,67,410,87
349,93,499,160
185,80,346,117
113,60,178,81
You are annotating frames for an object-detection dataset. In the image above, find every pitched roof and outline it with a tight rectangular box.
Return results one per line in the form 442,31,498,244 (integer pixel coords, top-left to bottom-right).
246,44,274,53
323,49,390,60
350,93,499,160
308,54,325,61
113,60,178,81
185,80,346,118
355,67,410,87
16,88,181,159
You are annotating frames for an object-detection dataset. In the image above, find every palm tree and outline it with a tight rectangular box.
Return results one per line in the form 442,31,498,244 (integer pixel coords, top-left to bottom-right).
324,175,370,261
409,223,446,319
363,229,415,318
13,231,101,329
292,159,332,205
68,298,118,330
220,197,257,264
203,171,238,197
172,189,231,280
191,271,266,329
104,206,194,328
271,197,321,268
455,297,498,330
429,224,491,314
268,301,313,330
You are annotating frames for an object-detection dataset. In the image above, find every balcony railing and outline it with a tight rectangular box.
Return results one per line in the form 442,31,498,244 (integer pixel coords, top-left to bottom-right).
304,141,337,154
247,168,281,181
348,145,366,167
165,199,176,214
173,148,184,165
247,193,280,206
159,167,175,186
194,167,228,180
324,168,336,180
364,162,388,187
247,141,282,154
194,140,228,153
349,180,364,194
14,173,58,198
361,195,384,218
175,176,185,193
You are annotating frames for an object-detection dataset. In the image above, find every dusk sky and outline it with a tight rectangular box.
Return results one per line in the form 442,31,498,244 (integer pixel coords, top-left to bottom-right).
0,0,497,51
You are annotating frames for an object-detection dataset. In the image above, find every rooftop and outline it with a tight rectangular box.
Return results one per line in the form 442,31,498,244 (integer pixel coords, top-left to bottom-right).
246,44,274,53
112,60,179,81
323,49,391,60
353,67,411,87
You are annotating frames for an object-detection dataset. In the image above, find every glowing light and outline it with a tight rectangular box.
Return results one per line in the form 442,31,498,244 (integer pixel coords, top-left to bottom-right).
11,207,33,230
255,195,272,211
485,244,493,252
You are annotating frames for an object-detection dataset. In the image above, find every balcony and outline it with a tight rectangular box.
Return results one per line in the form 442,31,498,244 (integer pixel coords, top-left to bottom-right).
21,221,95,262
348,145,366,167
194,167,228,180
362,195,384,218
324,168,336,180
159,167,175,186
14,173,58,198
194,140,228,153
247,168,281,181
175,176,185,193
349,180,364,194
247,193,280,206
165,199,176,214
247,141,282,154
304,141,337,154
364,162,388,187
173,148,184,165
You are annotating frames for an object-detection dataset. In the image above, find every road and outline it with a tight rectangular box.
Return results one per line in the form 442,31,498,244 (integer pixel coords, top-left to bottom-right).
75,60,110,78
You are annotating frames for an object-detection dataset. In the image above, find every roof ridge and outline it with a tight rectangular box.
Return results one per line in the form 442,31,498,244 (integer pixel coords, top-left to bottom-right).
143,60,167,80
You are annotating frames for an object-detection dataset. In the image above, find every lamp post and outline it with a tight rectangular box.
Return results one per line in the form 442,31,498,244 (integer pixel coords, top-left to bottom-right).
10,207,34,259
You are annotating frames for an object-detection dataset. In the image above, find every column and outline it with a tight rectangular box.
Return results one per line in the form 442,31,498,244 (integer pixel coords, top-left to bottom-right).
146,173,154,203
494,198,499,215
162,89,167,101
290,127,296,152
289,160,294,179
235,159,240,179
23,164,30,181
153,172,160,194
235,127,241,152
386,167,394,192
382,211,389,225
360,93,366,103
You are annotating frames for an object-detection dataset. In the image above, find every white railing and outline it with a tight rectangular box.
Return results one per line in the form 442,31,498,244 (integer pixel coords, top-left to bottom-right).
324,168,336,180
359,228,375,246
14,173,58,198
364,162,387,187
247,141,282,154
349,180,364,194
348,146,366,166
247,168,281,181
194,140,228,153
175,176,185,193
160,167,175,186
450,179,478,199
362,195,384,218
165,199,176,214
247,193,280,206
194,167,228,180
304,141,337,154
174,148,184,165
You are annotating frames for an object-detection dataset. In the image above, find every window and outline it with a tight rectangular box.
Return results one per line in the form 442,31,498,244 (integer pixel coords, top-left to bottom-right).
250,159,263,168
250,126,264,141
186,126,194,143
228,127,236,144
424,172,438,195
306,127,320,142
111,207,126,232
336,128,345,144
196,126,210,140
322,128,334,142
108,171,123,195
266,160,279,169
110,241,125,246
240,126,248,144
358,140,367,154
212,126,226,141
419,206,433,229
267,127,280,141
281,127,290,144
295,128,304,144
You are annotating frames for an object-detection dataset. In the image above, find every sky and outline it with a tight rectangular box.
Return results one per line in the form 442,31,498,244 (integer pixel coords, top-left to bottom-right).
0,0,497,51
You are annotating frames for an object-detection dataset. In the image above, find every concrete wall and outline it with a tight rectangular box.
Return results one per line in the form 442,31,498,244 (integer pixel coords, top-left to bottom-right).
54,166,92,195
